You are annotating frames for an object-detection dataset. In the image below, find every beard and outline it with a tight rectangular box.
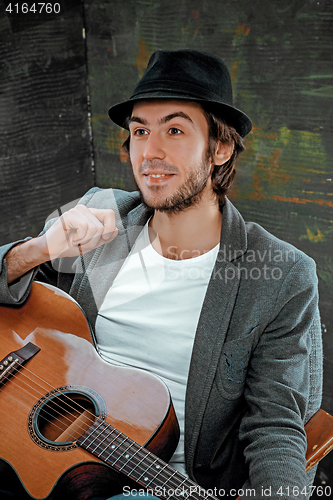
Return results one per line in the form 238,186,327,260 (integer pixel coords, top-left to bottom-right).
136,152,212,215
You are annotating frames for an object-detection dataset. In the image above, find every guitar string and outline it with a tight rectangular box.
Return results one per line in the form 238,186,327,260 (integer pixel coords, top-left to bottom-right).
0,382,204,500
0,358,161,457
0,355,108,438
0,361,213,500
1,361,154,458
0,365,89,439
77,417,216,500
3,353,118,429
0,386,212,500
0,362,211,500
77,419,180,494
1,366,166,481
1,357,162,456
0,360,143,454
1,360,94,426
2,346,114,427
80,420,211,500
0,386,83,444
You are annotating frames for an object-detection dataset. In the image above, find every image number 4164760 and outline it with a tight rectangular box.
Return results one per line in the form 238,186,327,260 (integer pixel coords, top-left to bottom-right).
5,3,61,15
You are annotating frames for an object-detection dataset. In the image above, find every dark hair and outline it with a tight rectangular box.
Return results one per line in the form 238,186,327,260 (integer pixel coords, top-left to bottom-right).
202,107,245,207
122,134,130,154
122,104,245,207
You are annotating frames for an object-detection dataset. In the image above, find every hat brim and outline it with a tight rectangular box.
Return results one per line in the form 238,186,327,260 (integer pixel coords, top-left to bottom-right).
108,91,252,138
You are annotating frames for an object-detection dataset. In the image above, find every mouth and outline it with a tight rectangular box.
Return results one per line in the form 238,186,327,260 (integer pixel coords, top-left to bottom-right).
147,173,169,178
139,161,178,187
142,171,176,185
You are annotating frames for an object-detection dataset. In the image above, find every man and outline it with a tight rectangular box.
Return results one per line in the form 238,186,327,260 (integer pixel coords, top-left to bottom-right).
0,50,322,500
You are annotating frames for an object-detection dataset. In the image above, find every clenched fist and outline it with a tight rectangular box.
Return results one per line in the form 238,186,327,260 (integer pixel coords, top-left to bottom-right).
43,205,118,260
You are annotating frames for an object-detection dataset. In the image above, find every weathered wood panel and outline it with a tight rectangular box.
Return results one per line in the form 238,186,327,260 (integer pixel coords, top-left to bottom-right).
0,0,94,244
84,0,333,490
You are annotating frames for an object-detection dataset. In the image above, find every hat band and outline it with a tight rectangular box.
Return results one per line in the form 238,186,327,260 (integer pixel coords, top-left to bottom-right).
131,79,232,106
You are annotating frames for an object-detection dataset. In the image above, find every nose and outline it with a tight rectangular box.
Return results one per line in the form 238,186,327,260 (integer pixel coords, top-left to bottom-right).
143,131,165,160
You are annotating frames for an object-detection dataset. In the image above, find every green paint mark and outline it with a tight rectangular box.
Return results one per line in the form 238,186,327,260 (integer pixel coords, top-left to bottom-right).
279,126,291,146
299,86,333,98
292,75,333,80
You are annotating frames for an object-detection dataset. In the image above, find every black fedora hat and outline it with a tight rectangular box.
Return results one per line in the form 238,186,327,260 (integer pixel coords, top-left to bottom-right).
108,49,252,138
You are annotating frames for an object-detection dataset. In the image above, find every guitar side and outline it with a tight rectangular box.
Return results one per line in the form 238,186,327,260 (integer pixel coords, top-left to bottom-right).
0,282,179,499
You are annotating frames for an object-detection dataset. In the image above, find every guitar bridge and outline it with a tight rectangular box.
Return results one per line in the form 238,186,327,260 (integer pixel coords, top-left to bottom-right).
0,343,40,386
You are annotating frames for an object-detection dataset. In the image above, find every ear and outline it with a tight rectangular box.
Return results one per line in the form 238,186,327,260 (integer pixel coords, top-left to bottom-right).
212,141,233,165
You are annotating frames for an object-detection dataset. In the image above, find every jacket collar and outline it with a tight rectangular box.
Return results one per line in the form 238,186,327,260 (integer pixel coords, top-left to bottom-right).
218,197,248,262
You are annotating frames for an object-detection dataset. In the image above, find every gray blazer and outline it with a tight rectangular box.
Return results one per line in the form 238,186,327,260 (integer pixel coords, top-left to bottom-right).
0,188,323,499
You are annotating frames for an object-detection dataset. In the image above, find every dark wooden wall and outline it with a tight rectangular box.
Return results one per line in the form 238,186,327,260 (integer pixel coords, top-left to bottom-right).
1,0,332,493
0,0,94,244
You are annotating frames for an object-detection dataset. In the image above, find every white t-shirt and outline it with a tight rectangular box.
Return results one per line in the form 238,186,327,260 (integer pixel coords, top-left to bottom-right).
95,222,219,475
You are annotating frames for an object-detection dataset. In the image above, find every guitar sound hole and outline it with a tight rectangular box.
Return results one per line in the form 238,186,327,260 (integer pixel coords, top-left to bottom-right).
37,392,96,445
28,385,107,451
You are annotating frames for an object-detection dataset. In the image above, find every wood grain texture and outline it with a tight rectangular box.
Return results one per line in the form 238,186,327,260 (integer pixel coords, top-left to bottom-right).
0,1,94,245
0,282,178,499
305,409,333,472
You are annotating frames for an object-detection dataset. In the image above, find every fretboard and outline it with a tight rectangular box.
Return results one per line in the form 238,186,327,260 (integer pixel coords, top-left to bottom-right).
77,419,218,500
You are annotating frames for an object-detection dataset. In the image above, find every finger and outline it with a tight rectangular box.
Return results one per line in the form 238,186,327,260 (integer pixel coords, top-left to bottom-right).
68,206,104,243
87,208,118,240
57,206,118,255
61,210,90,243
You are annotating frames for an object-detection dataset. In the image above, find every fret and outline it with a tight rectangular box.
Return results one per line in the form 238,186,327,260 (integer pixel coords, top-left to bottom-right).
158,469,177,488
118,442,141,476
96,426,121,456
103,433,130,462
77,420,219,500
169,478,189,499
118,443,148,473
78,419,105,449
136,460,174,485
139,458,168,486
112,440,137,467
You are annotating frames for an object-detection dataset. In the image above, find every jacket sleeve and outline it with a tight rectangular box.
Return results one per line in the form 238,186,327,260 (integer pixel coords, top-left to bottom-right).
239,256,323,500
0,188,101,306
0,239,37,305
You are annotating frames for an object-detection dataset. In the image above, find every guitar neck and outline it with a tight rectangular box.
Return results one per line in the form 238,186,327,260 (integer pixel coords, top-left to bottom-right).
78,420,217,500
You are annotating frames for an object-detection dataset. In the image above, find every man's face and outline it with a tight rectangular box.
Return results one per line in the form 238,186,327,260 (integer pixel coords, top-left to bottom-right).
128,100,213,213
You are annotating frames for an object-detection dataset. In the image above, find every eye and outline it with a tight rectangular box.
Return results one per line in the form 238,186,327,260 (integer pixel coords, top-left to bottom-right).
132,128,148,136
169,127,182,135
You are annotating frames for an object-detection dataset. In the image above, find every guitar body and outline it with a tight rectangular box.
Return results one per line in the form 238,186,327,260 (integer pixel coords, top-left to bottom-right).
0,282,179,500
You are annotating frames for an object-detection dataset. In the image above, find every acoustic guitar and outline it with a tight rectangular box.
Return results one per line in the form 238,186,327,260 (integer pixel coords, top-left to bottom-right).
0,281,214,500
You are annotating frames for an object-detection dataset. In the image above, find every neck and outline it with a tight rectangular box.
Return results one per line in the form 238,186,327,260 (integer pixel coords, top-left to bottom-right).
149,193,222,260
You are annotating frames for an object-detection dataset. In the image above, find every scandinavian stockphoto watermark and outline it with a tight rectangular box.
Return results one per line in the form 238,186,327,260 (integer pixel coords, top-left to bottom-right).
213,262,284,283
212,243,296,283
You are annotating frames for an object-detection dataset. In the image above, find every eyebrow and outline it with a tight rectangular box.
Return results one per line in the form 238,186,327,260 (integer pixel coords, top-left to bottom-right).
128,111,194,127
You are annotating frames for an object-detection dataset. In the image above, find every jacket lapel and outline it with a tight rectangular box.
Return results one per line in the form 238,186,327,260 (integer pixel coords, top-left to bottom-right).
70,195,151,328
184,198,248,477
